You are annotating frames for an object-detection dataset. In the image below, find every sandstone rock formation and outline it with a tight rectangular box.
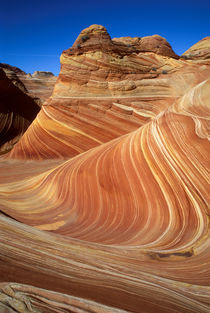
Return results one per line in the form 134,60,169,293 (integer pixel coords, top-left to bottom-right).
0,63,26,75
0,79,209,313
20,70,57,104
0,64,57,153
112,34,179,58
0,63,28,93
181,36,210,59
0,69,40,154
6,25,209,160
0,63,57,105
0,25,209,313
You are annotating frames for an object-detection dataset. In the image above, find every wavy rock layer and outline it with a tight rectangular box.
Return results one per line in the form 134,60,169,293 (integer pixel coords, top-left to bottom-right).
0,79,209,312
0,65,56,154
0,25,210,313
0,80,209,240
0,216,209,313
0,69,40,154
7,25,210,160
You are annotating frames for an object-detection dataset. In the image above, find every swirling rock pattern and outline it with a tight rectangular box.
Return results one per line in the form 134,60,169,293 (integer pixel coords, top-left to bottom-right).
7,25,210,160
0,25,210,313
0,79,209,312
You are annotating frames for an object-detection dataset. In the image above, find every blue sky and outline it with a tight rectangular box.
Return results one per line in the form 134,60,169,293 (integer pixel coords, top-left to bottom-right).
1,0,209,75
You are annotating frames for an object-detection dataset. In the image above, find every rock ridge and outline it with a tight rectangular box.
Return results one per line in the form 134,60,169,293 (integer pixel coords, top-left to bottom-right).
64,24,179,59
182,36,210,59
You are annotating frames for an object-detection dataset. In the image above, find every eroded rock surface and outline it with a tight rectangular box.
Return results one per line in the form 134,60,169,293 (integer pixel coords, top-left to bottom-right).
182,36,210,60
20,71,57,104
7,25,210,160
0,25,209,313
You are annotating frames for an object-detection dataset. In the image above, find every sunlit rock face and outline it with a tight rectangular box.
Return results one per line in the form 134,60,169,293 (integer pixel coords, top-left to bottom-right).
0,79,209,313
181,36,210,60
20,70,57,104
7,25,210,160
55,25,178,99
0,69,40,154
112,34,179,58
0,25,210,313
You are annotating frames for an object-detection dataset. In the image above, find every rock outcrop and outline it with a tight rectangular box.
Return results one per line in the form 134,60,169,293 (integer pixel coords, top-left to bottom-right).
182,36,210,59
0,63,28,94
0,63,57,105
112,34,179,58
7,25,210,160
0,63,26,75
20,70,57,104
0,69,40,154
0,25,209,313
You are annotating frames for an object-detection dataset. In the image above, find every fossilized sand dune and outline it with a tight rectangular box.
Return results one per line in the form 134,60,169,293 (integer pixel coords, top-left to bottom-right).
0,25,209,313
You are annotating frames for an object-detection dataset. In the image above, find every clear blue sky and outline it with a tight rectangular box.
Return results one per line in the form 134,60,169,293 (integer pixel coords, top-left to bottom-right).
1,0,209,75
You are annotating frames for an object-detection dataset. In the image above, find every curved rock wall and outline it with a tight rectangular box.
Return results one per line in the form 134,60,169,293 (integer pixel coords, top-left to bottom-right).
0,79,209,312
6,25,210,160
0,25,209,313
182,36,210,60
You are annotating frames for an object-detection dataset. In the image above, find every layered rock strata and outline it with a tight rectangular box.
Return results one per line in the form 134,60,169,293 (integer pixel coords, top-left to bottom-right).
0,69,40,154
0,79,209,312
0,64,57,153
20,71,57,104
7,25,210,160
0,63,28,94
181,36,210,60
0,25,210,313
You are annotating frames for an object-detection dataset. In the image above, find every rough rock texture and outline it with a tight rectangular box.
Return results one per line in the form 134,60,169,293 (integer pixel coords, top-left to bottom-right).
0,69,40,154
0,63,57,105
0,25,210,313
112,34,179,58
182,36,210,59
